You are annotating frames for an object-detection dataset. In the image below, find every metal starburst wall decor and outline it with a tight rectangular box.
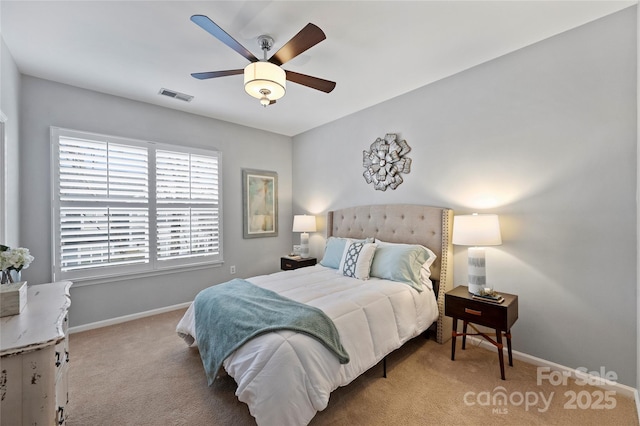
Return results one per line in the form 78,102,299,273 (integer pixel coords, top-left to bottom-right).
362,133,411,191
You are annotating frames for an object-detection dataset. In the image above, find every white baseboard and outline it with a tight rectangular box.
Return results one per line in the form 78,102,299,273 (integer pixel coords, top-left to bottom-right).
466,336,638,400
68,301,191,334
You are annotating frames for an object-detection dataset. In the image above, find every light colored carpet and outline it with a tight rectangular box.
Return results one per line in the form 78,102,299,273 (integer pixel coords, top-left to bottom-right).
66,308,638,425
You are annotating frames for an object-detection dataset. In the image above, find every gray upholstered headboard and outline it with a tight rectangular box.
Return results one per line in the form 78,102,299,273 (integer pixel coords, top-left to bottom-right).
327,204,453,344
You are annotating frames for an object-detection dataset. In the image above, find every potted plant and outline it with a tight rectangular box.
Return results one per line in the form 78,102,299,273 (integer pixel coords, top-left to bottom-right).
0,245,34,284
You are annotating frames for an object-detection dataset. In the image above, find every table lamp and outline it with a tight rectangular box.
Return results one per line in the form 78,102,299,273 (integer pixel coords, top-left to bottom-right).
452,213,502,295
292,215,316,258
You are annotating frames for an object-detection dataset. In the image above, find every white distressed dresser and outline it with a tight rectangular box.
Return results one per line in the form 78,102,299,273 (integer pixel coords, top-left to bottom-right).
0,281,72,425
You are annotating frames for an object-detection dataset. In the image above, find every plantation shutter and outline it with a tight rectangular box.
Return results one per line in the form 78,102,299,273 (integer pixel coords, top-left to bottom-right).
156,151,220,260
58,137,149,271
52,127,223,282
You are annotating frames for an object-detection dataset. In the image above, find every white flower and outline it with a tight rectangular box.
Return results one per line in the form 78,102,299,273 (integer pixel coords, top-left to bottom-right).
0,247,34,272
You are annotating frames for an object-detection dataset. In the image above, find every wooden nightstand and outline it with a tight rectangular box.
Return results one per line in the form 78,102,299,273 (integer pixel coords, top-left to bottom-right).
281,256,317,271
445,285,518,380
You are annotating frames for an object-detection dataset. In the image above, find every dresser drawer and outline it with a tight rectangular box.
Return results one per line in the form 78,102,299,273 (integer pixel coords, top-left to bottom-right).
55,337,69,380
56,363,69,425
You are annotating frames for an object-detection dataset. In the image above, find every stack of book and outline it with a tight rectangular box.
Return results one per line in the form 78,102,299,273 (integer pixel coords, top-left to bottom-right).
472,293,505,304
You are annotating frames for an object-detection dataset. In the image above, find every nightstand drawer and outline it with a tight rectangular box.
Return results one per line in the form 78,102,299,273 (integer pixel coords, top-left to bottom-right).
444,286,518,330
445,297,507,329
281,257,317,270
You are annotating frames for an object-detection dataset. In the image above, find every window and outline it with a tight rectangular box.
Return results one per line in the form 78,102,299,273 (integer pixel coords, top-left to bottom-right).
51,127,222,282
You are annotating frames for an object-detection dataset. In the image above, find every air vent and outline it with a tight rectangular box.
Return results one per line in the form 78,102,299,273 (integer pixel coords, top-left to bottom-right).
159,88,194,102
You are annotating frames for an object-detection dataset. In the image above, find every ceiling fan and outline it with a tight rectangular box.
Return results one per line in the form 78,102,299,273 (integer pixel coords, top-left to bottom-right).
190,15,336,107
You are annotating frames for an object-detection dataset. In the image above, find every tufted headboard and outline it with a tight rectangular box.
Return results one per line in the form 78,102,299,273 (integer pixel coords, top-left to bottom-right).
327,204,453,344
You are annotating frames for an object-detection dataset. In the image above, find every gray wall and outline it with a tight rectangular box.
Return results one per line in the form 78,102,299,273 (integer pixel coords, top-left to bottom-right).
19,76,293,327
1,37,21,246
293,9,637,386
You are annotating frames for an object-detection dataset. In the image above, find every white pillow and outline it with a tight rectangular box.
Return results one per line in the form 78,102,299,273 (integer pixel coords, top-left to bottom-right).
420,260,435,291
338,241,378,280
335,238,362,273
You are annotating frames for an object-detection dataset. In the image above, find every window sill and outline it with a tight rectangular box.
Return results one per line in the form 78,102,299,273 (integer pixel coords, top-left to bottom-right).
67,260,224,287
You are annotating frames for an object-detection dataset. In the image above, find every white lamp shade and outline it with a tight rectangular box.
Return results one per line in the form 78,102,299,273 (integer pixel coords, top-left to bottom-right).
244,62,286,100
292,215,317,233
452,214,502,246
293,215,316,258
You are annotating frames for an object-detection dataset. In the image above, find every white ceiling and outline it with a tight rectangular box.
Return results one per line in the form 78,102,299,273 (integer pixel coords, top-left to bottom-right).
1,1,635,137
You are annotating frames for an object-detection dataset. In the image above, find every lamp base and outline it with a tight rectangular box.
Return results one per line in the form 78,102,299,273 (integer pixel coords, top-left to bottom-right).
299,232,310,258
467,247,486,296
467,283,485,296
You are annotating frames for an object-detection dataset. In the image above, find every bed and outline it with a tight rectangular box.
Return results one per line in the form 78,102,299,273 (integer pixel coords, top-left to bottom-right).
176,204,453,425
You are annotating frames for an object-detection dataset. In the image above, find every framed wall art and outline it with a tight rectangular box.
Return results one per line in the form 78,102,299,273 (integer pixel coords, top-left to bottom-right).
242,169,278,238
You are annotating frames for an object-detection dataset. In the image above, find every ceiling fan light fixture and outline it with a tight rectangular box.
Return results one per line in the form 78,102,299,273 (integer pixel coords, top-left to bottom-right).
259,90,271,107
244,61,286,103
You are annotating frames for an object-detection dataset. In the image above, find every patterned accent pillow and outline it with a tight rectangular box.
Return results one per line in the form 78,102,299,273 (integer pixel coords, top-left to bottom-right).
343,242,364,277
320,237,374,269
338,242,378,280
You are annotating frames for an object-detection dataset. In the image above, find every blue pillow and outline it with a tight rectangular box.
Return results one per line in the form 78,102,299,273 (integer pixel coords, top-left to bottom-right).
319,237,347,269
369,242,436,292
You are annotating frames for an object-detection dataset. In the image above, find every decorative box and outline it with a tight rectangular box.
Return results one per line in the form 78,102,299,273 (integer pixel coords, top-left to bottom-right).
0,281,27,317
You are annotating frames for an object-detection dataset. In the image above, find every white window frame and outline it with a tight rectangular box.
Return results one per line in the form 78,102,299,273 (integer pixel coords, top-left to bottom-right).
51,127,223,284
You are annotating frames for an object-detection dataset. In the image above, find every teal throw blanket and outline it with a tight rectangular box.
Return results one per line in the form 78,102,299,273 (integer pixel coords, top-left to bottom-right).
194,279,350,385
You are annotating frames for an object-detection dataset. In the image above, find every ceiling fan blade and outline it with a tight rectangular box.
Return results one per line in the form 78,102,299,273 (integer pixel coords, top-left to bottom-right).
269,23,326,66
285,70,336,93
191,15,258,63
191,69,244,80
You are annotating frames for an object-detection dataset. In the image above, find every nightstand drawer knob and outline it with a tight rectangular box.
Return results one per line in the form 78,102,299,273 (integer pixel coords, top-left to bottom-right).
465,308,482,316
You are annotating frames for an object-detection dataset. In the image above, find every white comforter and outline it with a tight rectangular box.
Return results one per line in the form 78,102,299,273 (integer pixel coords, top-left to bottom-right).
176,264,439,425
